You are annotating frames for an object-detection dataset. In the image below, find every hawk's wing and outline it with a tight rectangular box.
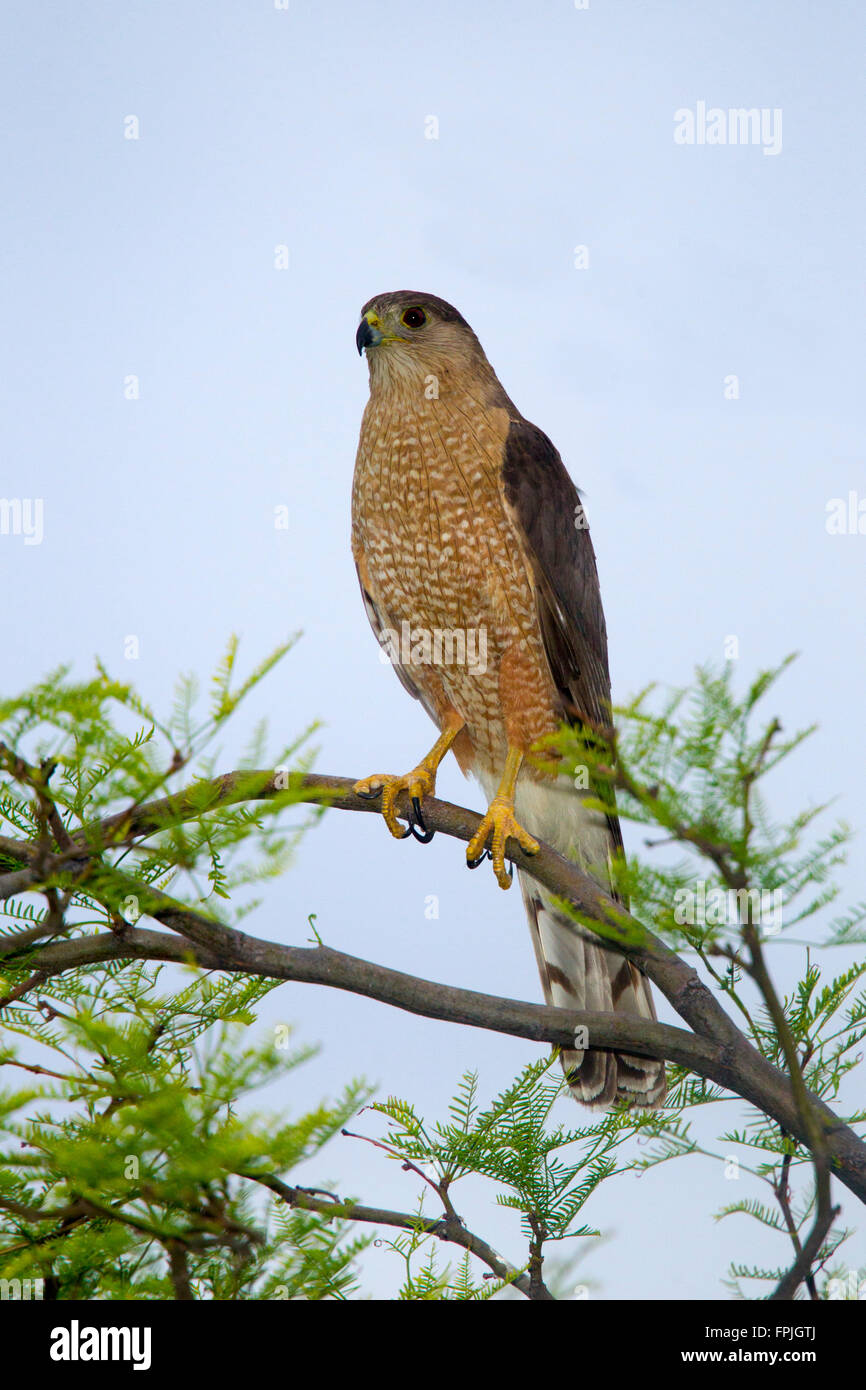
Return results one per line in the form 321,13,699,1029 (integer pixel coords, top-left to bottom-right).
501,419,665,1108
500,417,622,853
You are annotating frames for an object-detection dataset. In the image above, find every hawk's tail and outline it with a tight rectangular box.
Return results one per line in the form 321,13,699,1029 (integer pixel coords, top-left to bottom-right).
519,873,666,1107
511,775,666,1109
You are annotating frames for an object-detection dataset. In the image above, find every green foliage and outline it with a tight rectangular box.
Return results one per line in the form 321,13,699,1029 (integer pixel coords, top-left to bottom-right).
0,975,371,1299
371,1059,627,1243
377,1220,510,1301
353,1058,656,1298
537,656,865,1296
0,647,863,1299
543,656,859,950
0,641,374,1299
0,637,319,939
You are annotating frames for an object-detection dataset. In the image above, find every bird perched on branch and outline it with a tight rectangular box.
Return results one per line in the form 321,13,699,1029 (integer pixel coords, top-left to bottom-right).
351,291,665,1108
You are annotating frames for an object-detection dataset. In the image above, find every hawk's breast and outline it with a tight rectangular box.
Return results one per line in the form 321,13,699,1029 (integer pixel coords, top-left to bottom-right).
352,389,561,773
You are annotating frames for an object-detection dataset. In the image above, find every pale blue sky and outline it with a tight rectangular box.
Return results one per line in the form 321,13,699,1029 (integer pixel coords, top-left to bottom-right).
2,0,864,1298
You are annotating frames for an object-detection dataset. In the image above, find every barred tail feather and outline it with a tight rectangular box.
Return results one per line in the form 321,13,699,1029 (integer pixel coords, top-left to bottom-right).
508,774,667,1109
520,879,666,1106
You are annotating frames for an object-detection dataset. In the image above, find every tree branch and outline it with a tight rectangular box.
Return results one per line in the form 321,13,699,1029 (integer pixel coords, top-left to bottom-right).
1,771,864,1215
243,1171,542,1299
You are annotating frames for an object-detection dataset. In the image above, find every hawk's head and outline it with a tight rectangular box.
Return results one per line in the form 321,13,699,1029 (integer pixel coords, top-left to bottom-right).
356,291,491,391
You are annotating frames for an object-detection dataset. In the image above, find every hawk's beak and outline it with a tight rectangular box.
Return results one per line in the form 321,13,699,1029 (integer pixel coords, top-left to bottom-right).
356,313,383,355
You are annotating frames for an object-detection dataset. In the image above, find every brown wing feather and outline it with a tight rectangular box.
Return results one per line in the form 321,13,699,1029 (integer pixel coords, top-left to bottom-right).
501,418,665,1107
500,417,623,855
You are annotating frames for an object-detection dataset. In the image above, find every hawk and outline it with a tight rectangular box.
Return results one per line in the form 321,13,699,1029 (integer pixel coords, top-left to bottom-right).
351,291,665,1108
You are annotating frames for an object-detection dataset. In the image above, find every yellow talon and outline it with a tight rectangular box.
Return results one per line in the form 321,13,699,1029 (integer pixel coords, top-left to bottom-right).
466,747,539,889
353,765,436,840
354,715,464,842
466,796,539,889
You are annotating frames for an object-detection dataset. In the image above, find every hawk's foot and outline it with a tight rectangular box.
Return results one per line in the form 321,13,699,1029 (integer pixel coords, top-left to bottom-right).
353,715,465,845
466,795,539,890
353,764,439,842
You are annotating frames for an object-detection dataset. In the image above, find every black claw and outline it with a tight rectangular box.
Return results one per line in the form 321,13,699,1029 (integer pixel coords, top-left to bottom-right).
408,821,435,844
356,785,383,800
466,848,492,870
395,823,412,839
507,859,515,881
522,843,539,857
408,796,435,844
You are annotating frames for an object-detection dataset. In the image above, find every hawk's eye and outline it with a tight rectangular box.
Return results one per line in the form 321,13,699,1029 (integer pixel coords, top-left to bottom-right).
401,306,427,329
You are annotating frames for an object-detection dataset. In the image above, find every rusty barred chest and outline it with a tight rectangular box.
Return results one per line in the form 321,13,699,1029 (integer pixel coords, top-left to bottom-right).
352,388,561,774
